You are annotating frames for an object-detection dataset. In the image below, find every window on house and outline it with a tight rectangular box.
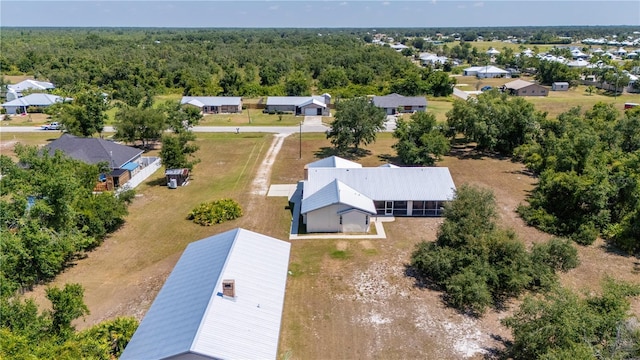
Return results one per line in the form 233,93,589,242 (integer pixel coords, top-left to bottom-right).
339,215,342,225
365,216,369,225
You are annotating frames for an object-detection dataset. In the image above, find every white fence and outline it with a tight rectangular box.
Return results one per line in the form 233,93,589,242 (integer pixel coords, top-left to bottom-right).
116,157,162,195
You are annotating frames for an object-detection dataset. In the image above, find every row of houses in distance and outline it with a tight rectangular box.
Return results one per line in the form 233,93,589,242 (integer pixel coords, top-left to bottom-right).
180,93,428,116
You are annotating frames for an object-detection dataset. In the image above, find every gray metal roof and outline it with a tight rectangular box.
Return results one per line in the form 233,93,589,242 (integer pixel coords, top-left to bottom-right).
306,156,362,169
180,96,242,107
372,93,427,108
7,79,55,92
301,179,376,214
44,134,143,169
1,93,70,107
121,228,291,360
304,167,456,202
266,96,327,106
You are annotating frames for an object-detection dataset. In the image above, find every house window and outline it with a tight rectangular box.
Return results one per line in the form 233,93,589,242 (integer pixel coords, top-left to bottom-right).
339,215,342,225
365,216,369,225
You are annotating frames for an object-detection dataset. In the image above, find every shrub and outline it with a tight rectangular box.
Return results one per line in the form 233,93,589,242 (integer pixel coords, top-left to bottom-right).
187,199,243,226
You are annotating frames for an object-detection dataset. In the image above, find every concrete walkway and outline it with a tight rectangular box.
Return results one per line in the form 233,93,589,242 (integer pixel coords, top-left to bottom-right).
289,219,389,240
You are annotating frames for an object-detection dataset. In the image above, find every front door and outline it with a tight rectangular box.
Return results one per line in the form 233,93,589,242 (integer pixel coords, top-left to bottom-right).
385,201,393,215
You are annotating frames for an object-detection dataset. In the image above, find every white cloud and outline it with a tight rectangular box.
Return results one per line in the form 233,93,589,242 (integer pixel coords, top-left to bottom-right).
457,4,467,9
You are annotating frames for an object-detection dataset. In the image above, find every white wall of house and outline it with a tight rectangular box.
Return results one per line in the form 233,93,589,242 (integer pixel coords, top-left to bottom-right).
305,204,371,233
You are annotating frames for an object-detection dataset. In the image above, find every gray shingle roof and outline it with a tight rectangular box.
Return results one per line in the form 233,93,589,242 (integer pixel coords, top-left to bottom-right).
372,93,427,108
44,134,143,169
120,228,291,360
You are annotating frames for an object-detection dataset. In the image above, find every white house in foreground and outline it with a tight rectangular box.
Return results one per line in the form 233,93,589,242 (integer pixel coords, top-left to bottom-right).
120,228,291,360
301,156,456,233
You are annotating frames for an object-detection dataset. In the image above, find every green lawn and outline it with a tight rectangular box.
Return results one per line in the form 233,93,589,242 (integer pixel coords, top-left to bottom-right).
200,111,302,126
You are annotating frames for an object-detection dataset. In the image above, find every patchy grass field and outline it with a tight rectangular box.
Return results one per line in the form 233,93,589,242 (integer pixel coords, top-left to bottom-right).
200,111,301,126
8,128,638,359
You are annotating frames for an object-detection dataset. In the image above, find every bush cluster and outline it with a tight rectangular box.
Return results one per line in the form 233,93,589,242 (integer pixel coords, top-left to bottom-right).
187,199,243,226
410,185,579,315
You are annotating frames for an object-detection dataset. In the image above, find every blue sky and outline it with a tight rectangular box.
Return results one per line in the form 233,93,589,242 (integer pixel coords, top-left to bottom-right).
1,1,639,28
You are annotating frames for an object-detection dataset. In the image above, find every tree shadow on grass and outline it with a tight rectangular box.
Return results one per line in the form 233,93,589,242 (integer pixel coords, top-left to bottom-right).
377,153,402,165
314,146,371,160
600,240,640,264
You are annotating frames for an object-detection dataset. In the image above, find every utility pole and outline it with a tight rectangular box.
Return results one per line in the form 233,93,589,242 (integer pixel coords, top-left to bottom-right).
299,122,302,160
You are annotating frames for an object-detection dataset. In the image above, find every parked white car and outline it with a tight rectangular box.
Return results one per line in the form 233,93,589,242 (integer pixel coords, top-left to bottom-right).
40,122,61,130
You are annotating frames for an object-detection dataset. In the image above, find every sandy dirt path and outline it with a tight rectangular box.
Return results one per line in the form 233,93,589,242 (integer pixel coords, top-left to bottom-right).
251,133,290,195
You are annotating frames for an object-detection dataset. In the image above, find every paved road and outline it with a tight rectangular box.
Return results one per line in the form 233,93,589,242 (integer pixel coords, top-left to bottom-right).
0,121,396,134
0,124,330,134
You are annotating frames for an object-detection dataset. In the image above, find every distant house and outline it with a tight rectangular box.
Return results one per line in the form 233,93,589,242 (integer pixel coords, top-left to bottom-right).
372,93,427,115
419,52,449,66
463,65,509,78
265,94,331,116
180,96,242,114
301,156,456,233
121,228,291,360
486,48,500,56
503,79,548,97
5,79,55,101
1,93,71,114
552,82,570,91
44,134,148,190
390,43,409,52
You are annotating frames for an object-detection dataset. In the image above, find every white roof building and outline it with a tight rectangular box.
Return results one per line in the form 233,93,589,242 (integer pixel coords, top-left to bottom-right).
7,79,55,95
300,157,456,233
121,228,291,360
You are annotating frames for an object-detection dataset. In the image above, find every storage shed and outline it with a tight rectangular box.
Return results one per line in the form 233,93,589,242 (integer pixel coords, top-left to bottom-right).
552,82,569,91
165,168,190,188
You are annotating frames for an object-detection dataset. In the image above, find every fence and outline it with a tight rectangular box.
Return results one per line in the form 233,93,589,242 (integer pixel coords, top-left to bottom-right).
116,157,161,195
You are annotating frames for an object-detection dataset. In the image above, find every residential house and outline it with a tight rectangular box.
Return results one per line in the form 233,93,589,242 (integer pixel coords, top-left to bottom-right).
265,94,331,116
180,96,242,114
503,79,548,97
419,52,449,66
44,134,149,190
120,228,291,360
5,79,55,101
390,43,409,52
552,82,570,91
301,157,456,233
372,93,427,115
463,65,509,78
1,93,70,115
486,48,500,56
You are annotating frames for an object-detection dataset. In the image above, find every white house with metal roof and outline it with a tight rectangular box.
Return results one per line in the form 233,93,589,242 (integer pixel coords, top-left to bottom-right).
265,94,331,116
5,79,55,101
180,96,242,114
121,228,291,360
372,93,427,115
300,157,456,233
463,65,509,78
1,93,70,114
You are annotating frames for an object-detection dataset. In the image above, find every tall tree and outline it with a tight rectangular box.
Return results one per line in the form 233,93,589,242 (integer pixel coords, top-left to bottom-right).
393,111,450,166
326,97,386,153
160,132,200,171
284,71,310,96
50,90,108,137
113,106,166,148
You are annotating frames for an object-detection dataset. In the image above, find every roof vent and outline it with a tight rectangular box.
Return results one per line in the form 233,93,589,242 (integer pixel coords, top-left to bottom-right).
222,279,236,298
